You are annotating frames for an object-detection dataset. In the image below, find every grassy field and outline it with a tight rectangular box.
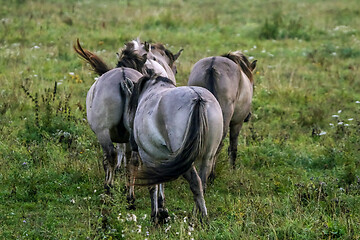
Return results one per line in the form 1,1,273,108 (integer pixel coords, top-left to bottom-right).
1,0,360,239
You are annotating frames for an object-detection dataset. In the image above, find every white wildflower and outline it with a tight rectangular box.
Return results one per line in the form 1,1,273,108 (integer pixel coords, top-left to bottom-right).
69,72,75,76
348,118,354,121
344,124,349,126
126,213,137,222
142,214,147,220
331,52,337,56
33,46,40,49
329,123,334,126
248,56,254,60
70,199,76,204
188,232,191,236
318,131,327,136
338,122,343,125
165,225,171,233
356,101,360,104
338,110,342,113
332,115,339,118
253,45,257,49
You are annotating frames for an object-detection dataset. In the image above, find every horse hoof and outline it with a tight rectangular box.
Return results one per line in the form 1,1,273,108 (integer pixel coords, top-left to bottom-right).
104,184,112,195
158,208,170,223
126,203,136,210
208,172,216,184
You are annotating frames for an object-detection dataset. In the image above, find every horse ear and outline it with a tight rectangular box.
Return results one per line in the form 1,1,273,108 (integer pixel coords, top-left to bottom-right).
250,60,257,71
174,48,184,61
144,42,150,52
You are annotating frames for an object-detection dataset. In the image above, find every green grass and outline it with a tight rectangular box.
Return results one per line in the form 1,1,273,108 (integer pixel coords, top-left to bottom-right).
1,0,360,239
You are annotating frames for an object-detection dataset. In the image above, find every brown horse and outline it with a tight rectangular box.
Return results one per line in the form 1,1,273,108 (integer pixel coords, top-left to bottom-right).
188,51,257,174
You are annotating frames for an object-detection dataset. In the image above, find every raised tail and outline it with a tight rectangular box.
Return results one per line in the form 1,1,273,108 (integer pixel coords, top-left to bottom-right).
135,95,208,185
73,39,111,76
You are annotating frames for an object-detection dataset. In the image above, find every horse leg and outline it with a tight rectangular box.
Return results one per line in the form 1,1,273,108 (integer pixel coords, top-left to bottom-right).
183,166,207,219
207,139,224,184
126,146,139,210
115,143,125,172
158,184,169,221
149,185,159,224
208,108,231,182
98,132,117,194
228,122,243,169
198,154,217,194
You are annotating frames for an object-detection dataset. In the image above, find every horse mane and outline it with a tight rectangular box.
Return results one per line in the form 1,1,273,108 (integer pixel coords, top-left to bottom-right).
73,39,111,76
128,70,175,128
222,51,254,83
116,42,147,73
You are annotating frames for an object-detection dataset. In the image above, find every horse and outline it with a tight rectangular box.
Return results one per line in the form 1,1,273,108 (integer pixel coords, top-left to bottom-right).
73,39,182,208
127,72,223,223
188,51,257,175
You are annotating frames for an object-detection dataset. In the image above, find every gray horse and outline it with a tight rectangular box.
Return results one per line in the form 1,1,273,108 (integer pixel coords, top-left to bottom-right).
127,72,223,223
74,39,182,207
188,51,257,174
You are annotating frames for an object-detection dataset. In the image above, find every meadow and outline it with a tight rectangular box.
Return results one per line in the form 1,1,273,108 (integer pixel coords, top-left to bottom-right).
1,0,360,239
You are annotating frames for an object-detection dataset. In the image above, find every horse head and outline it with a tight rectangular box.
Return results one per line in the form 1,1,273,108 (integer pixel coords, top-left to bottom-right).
124,38,183,84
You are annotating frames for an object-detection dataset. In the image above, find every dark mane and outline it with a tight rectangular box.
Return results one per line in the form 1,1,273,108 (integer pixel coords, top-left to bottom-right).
116,42,147,73
222,52,254,83
128,71,175,128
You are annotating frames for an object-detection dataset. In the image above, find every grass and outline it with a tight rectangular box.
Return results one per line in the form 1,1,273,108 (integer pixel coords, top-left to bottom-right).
1,0,360,239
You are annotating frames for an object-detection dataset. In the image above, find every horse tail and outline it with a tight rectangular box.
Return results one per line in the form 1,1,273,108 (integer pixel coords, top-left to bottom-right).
204,57,219,98
136,93,208,185
73,39,111,76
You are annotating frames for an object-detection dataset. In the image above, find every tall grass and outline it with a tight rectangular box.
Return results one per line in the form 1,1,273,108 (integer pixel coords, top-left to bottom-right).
1,0,360,239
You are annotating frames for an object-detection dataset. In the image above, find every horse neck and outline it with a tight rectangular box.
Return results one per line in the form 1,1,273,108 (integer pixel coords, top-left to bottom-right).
144,60,176,85
147,52,176,85
140,79,174,102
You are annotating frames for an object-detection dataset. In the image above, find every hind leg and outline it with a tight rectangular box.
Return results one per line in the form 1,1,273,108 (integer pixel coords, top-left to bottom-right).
228,122,243,169
149,185,159,224
208,106,232,182
97,132,117,193
127,147,139,210
158,184,169,220
183,166,207,218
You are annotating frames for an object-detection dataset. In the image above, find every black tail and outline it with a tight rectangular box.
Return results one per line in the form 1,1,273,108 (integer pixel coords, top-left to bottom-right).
135,96,208,185
73,39,111,76
204,57,219,98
